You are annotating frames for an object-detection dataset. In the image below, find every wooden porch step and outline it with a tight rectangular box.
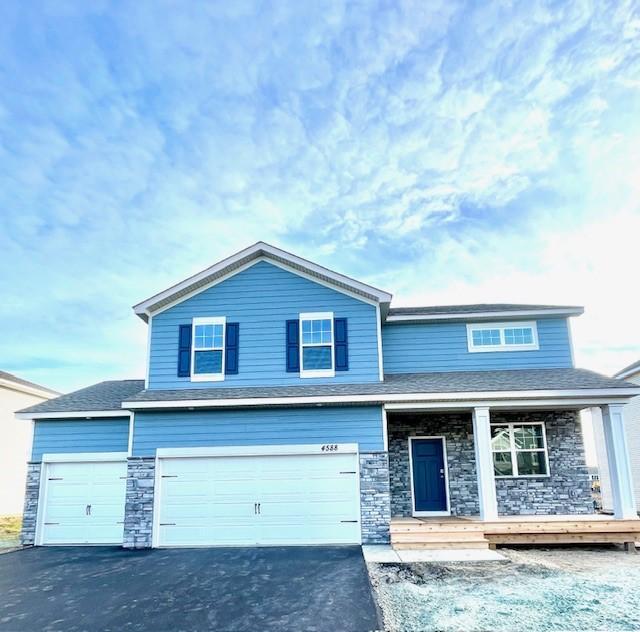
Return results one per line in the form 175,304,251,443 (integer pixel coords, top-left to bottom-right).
486,532,640,545
392,531,489,543
394,540,490,550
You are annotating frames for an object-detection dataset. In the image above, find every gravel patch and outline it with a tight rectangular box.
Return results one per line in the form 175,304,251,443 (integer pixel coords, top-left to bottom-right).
368,546,640,631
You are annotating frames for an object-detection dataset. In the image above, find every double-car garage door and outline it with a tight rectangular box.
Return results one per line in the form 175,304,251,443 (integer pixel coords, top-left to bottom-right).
38,447,361,547
156,450,361,547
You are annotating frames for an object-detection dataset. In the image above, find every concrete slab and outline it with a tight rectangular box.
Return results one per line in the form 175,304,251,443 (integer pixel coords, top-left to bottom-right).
396,548,506,563
362,545,401,563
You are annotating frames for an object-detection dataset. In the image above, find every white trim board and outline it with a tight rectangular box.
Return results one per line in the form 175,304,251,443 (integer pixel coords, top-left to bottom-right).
133,242,392,321
16,410,131,420
41,452,128,463
121,387,640,411
155,443,359,459
0,378,60,400
408,436,451,517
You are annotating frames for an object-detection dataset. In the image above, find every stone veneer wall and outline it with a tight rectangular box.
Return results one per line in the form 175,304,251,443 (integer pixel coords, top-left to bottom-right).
20,463,41,546
388,410,593,517
359,452,391,544
123,457,156,549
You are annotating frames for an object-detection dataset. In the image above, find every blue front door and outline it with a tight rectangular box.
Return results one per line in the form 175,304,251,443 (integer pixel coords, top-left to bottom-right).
411,438,448,513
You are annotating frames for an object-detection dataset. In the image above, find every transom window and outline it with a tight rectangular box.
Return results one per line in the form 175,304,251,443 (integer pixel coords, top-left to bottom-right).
192,317,225,381
491,423,549,477
467,321,539,352
300,312,334,378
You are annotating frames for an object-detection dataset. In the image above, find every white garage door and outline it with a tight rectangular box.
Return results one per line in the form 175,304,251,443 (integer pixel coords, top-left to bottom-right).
156,448,361,547
40,460,127,545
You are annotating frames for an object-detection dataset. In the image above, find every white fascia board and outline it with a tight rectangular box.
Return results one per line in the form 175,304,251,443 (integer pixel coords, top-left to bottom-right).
385,308,584,323
121,387,640,410
133,242,392,320
0,378,60,400
156,443,359,459
615,366,640,380
15,410,130,420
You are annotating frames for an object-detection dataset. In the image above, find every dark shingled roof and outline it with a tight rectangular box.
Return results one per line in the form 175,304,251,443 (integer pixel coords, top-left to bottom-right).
19,369,639,415
0,370,59,396
125,368,635,404
18,380,145,414
387,304,583,317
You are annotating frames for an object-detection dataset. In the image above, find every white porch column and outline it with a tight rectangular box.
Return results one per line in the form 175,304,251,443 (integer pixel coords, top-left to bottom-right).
601,404,637,519
472,406,498,520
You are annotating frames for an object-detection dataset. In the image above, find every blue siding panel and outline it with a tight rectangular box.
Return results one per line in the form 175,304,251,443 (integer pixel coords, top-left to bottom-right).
382,318,573,373
132,406,384,456
31,418,130,462
148,261,380,389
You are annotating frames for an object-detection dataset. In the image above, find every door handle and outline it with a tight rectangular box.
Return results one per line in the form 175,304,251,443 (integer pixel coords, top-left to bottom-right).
85,504,92,516
257,503,261,515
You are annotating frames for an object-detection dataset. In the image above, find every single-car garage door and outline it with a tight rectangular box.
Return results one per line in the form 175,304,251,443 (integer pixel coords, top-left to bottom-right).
156,447,361,547
39,459,127,545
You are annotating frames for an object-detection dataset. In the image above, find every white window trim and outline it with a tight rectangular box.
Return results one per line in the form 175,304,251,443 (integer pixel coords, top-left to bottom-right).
299,311,335,378
191,316,226,382
491,421,550,478
467,321,539,353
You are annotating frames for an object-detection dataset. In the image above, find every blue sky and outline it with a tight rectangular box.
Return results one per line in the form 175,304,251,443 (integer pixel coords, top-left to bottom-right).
1,1,639,392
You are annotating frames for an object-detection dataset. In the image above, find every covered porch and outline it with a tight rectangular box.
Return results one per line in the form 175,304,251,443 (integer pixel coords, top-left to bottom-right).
384,397,639,549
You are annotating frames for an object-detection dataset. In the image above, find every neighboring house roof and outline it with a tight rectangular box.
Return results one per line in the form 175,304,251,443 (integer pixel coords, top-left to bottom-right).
17,369,639,418
17,380,144,415
0,370,60,399
133,242,393,322
615,360,640,380
386,304,584,322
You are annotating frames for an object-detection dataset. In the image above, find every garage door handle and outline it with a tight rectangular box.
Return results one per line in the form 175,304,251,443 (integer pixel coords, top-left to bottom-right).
254,503,261,515
86,504,92,516
340,471,356,474
48,477,63,481
44,522,59,525
340,520,358,523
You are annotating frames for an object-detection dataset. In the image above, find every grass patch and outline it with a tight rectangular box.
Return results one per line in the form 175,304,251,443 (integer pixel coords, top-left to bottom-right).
0,515,22,539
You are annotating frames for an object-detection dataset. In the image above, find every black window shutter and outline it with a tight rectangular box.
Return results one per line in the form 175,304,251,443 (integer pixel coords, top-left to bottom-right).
225,323,239,375
286,319,300,372
334,318,349,371
177,324,192,377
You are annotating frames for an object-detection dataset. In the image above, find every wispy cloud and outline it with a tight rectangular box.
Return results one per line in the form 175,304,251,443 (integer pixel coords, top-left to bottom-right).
0,0,639,390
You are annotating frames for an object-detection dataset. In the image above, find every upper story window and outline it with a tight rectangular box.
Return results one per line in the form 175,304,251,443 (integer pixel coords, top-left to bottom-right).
192,317,226,381
300,312,334,378
491,422,549,477
466,321,539,353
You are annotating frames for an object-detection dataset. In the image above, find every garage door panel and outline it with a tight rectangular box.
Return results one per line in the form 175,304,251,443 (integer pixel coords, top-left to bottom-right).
156,449,360,547
40,460,126,545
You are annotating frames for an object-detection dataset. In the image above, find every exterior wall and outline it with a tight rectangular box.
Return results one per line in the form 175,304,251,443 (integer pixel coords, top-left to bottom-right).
148,260,380,389
388,410,593,517
382,318,573,373
592,375,640,511
132,406,385,456
31,418,130,462
0,387,50,515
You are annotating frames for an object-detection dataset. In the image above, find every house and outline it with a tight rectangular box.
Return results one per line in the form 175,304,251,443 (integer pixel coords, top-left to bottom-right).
0,371,59,516
592,360,640,514
15,242,640,549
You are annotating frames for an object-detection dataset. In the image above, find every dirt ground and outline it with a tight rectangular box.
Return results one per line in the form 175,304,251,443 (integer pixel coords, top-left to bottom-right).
369,546,640,631
0,516,21,549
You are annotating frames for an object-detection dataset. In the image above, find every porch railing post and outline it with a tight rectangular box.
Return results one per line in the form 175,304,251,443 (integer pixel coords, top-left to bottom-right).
472,406,498,520
601,404,637,519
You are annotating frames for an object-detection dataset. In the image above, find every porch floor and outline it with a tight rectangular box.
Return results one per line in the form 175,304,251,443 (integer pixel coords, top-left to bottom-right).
390,515,640,549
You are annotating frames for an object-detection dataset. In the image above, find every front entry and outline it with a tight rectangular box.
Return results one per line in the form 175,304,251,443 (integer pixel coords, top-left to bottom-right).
410,438,449,514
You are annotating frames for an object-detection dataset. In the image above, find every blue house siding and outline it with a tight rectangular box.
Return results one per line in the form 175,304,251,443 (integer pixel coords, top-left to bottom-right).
382,318,573,373
132,406,384,456
31,418,130,462
148,260,380,389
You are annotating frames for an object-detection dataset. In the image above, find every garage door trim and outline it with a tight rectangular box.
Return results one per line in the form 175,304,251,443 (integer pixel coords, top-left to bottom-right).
152,443,360,548
35,451,128,546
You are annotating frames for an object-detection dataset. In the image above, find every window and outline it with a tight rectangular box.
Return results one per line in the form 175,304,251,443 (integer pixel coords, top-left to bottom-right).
300,312,334,378
467,321,538,352
491,423,549,477
191,317,225,381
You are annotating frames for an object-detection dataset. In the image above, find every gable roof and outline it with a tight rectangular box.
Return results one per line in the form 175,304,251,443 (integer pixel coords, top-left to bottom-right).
386,303,584,322
615,360,640,380
17,379,144,416
133,242,393,322
0,370,60,399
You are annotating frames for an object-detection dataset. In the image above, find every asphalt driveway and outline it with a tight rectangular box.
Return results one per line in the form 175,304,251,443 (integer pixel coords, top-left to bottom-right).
0,546,380,632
